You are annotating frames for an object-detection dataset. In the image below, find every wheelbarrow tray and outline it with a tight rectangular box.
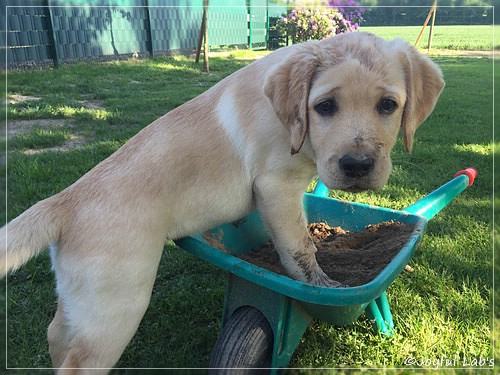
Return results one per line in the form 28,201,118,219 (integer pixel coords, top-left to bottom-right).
175,193,427,326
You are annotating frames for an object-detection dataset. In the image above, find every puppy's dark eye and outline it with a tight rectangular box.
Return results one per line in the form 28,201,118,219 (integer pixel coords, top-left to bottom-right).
377,98,398,114
314,99,337,116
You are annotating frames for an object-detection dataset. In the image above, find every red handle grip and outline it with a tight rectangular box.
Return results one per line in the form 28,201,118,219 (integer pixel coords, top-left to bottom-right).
453,168,477,187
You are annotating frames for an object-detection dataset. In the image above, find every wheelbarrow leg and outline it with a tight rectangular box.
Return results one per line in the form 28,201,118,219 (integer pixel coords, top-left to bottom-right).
217,274,312,371
365,291,394,335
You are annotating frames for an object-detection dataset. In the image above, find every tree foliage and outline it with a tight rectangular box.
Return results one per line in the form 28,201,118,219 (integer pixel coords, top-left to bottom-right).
358,0,493,25
360,0,491,5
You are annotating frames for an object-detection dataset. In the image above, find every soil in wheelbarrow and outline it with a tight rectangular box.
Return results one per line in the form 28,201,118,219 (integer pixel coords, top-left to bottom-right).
238,221,416,287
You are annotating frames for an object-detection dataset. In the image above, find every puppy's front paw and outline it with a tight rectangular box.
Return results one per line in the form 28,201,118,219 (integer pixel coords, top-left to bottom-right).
310,269,349,288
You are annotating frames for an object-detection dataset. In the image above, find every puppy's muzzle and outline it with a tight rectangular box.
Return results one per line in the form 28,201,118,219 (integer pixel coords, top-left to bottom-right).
339,155,374,178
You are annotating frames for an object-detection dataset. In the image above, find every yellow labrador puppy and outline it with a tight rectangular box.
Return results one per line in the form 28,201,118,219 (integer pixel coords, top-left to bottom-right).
1,32,444,371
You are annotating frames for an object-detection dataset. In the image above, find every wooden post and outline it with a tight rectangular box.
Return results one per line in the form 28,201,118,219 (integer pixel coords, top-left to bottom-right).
414,0,437,48
195,0,209,72
427,0,437,51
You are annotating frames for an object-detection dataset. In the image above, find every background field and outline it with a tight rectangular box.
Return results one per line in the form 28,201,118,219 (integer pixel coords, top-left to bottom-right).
3,25,494,371
361,25,496,51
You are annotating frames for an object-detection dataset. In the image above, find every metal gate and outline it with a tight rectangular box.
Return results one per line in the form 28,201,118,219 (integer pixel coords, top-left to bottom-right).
3,0,287,68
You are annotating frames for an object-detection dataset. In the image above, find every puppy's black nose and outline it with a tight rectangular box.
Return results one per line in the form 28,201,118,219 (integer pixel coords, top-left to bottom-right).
339,155,374,178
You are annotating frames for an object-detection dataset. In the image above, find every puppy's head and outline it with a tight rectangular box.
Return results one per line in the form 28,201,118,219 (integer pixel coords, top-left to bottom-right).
264,32,444,192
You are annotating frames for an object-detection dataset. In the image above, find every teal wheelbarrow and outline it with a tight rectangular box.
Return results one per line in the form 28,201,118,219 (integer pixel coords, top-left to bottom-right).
174,168,477,371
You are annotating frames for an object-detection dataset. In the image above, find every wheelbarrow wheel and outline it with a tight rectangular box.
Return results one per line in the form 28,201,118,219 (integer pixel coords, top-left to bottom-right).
209,306,274,373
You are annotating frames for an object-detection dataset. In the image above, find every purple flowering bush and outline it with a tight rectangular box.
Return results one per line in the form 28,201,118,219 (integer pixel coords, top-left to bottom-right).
329,0,365,30
272,2,364,45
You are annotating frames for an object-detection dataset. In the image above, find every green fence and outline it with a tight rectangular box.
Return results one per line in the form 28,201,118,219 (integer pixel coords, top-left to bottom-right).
1,0,287,68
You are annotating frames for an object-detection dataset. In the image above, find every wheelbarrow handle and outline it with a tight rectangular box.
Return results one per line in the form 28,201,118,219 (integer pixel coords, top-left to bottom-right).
313,168,477,221
312,179,330,197
403,168,477,221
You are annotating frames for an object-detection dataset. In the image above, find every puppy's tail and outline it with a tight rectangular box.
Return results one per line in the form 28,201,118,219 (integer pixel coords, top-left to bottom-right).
0,195,66,278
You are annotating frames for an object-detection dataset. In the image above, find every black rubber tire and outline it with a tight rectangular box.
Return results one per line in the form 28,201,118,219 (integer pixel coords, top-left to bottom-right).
209,306,274,374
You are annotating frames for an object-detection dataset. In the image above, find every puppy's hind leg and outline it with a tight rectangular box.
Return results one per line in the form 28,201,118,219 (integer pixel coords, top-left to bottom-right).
49,240,165,373
48,298,71,368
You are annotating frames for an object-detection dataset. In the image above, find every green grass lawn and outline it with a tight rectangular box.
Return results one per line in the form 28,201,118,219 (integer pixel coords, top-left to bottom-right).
3,45,493,370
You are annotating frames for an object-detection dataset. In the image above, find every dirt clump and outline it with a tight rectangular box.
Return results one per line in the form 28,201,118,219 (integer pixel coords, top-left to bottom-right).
238,221,415,287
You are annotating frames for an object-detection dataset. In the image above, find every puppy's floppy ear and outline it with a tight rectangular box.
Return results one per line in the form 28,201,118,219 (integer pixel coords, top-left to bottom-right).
264,48,319,155
396,41,445,153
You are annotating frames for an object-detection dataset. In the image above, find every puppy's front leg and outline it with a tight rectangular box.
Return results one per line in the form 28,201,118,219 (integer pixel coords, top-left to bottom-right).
253,176,345,288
